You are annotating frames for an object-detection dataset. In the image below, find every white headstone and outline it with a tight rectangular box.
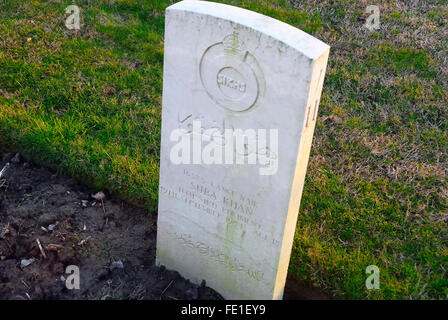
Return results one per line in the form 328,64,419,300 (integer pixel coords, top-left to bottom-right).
157,0,330,300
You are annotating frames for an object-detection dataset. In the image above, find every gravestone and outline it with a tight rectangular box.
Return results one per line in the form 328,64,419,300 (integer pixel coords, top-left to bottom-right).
157,0,330,300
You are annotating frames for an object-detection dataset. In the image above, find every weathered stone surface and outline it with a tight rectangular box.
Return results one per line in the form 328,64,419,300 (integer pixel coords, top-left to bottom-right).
157,0,330,300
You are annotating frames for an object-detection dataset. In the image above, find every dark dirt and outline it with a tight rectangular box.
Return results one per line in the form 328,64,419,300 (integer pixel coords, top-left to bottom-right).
0,150,330,300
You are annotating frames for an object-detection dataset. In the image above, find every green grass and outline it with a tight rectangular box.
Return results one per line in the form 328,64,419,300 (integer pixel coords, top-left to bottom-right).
0,0,447,299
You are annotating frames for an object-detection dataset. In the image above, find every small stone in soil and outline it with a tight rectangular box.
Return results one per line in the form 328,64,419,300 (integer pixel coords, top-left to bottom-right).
110,260,124,270
21,258,35,268
92,191,106,201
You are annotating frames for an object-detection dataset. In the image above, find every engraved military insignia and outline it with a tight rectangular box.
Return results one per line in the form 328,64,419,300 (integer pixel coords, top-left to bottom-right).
200,33,265,112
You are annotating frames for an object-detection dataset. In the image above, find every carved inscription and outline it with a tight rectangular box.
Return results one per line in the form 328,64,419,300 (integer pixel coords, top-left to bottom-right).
159,168,281,247
167,231,264,282
176,111,279,164
217,71,246,93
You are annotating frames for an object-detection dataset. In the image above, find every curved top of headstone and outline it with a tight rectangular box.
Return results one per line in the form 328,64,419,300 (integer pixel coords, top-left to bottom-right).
167,0,330,60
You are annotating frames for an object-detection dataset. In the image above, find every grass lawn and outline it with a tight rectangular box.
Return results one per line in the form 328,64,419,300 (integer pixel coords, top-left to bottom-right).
0,0,447,299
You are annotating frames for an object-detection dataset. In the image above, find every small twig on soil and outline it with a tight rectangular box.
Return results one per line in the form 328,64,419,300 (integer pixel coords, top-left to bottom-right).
45,244,63,251
101,199,106,215
41,226,48,232
17,220,26,235
0,162,10,179
92,192,108,230
160,280,174,300
100,199,108,230
36,238,47,259
21,279,30,290
78,236,91,246
3,238,12,251
0,223,11,239
55,232,66,241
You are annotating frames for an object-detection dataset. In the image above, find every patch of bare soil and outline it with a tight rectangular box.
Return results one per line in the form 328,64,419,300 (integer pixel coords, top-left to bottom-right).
0,151,222,300
0,150,329,300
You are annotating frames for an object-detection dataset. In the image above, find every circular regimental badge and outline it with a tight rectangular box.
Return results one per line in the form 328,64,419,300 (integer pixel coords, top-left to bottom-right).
200,33,264,112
